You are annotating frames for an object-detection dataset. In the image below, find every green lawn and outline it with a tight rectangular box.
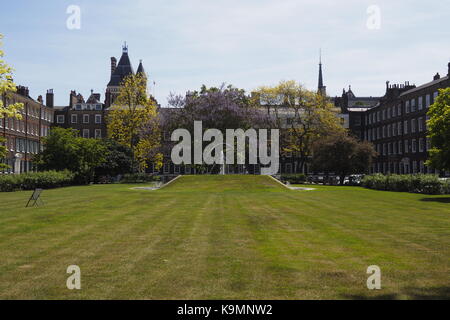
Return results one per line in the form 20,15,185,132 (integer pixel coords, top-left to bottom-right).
0,175,449,299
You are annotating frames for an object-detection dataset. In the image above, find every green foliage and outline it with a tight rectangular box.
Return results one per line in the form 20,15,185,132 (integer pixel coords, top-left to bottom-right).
311,133,377,185
0,137,8,170
280,173,307,184
34,127,107,184
120,173,161,183
0,170,74,192
427,88,450,171
361,174,448,194
94,139,134,180
0,34,24,118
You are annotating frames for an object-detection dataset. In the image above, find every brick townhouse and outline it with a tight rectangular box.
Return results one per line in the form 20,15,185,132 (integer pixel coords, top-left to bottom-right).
1,86,54,173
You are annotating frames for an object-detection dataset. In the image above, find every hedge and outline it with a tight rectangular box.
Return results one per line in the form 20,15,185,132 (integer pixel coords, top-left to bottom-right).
280,173,307,184
0,170,75,192
120,173,161,184
361,174,449,195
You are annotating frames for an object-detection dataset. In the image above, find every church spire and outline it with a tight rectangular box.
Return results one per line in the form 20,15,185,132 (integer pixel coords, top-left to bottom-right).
318,49,326,96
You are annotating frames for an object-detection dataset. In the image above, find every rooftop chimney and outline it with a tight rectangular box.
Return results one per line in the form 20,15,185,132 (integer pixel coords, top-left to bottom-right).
111,57,117,75
433,73,440,81
69,90,78,108
46,89,54,107
37,95,43,104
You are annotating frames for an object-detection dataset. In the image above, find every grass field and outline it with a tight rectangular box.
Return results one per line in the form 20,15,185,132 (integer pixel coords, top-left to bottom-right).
0,175,449,299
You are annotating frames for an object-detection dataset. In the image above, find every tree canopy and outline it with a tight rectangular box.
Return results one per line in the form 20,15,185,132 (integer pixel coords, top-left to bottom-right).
255,80,344,173
34,127,107,184
107,73,162,171
0,33,24,170
427,88,450,172
311,132,377,185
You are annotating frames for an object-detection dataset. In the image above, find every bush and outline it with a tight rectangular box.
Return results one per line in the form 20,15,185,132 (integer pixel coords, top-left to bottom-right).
442,179,450,195
120,173,160,183
0,170,75,192
280,173,307,184
362,174,448,194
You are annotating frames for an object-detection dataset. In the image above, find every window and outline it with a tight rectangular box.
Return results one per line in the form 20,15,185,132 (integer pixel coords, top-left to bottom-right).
82,129,89,138
398,104,402,116
95,114,102,124
419,138,424,152
95,129,102,139
404,121,408,134
285,163,292,174
412,139,417,153
75,104,82,110
71,114,77,124
411,119,416,133
163,163,170,174
411,99,416,112
397,122,402,135
425,94,431,108
405,101,410,113
398,141,402,155
95,104,102,110
404,140,409,153
418,117,423,132
57,115,65,123
418,96,423,110
83,114,89,124
433,91,438,101
392,123,397,136
426,138,431,151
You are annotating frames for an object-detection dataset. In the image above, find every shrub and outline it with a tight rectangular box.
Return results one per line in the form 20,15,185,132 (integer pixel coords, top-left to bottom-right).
280,173,307,184
0,170,75,192
362,174,446,194
120,173,160,183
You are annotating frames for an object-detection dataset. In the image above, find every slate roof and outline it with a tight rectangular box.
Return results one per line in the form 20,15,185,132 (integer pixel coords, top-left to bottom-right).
399,75,449,96
107,51,135,87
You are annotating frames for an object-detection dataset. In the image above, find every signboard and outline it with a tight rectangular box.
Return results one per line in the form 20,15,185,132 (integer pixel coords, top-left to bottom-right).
26,189,44,207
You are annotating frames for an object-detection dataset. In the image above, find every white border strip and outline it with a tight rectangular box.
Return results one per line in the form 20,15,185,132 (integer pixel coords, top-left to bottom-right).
158,175,182,190
267,175,291,190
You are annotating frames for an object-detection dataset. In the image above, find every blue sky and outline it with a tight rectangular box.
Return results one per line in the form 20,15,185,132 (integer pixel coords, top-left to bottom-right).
1,0,449,106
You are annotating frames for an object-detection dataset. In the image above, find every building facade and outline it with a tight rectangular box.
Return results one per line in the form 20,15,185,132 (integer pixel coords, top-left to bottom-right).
1,86,54,173
53,44,149,139
344,63,450,176
54,90,107,139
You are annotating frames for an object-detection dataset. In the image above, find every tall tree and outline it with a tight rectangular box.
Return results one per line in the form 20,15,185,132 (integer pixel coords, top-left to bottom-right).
107,73,162,171
427,88,450,172
311,133,377,185
164,84,266,172
0,34,24,169
34,127,107,183
255,80,343,173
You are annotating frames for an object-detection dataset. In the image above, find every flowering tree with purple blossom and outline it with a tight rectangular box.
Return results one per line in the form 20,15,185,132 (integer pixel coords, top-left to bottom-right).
160,84,268,173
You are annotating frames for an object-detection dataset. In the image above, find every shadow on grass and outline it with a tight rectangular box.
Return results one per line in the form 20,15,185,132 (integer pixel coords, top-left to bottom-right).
420,197,450,203
342,286,450,300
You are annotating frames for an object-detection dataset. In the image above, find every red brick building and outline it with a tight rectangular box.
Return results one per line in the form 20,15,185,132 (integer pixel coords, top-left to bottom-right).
1,86,54,173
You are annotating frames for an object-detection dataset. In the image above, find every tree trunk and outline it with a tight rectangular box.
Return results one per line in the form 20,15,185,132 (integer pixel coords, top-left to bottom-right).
339,173,346,185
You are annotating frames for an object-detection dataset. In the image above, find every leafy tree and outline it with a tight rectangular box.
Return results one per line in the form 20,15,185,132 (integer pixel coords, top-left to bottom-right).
311,132,377,185
166,84,264,132
255,80,344,173
94,139,134,178
107,73,161,171
0,137,7,170
427,88,450,172
165,84,266,172
34,127,107,183
0,34,24,169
